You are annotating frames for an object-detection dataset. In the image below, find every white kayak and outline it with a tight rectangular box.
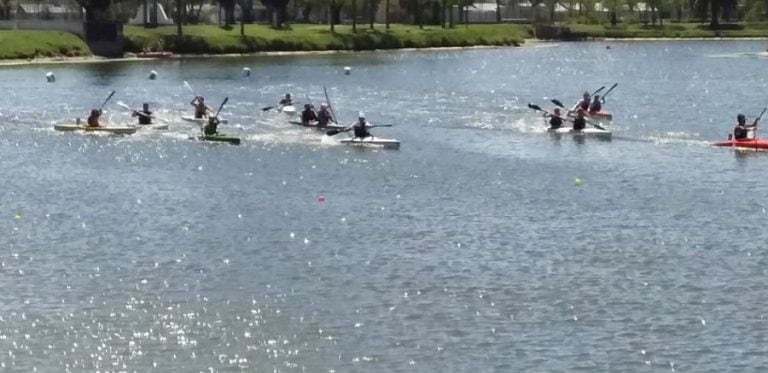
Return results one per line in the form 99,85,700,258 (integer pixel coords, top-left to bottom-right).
181,116,228,124
280,105,296,116
339,136,400,150
548,127,611,139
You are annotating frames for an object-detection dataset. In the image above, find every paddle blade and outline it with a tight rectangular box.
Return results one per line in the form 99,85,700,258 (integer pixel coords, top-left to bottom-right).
551,99,565,108
326,129,342,136
528,103,542,111
116,101,132,111
216,97,229,117
184,81,196,96
261,106,274,111
101,90,116,109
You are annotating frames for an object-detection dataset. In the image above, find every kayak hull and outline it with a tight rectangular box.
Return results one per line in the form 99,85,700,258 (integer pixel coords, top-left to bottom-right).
181,116,228,124
281,105,297,116
588,111,613,121
712,139,768,150
137,123,169,130
340,136,400,150
54,124,137,135
548,127,612,139
192,134,241,145
289,120,345,130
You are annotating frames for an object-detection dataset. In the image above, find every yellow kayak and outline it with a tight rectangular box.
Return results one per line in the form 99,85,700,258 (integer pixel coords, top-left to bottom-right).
54,124,137,135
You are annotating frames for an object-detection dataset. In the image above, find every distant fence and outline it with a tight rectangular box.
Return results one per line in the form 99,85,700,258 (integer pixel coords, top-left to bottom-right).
0,19,83,36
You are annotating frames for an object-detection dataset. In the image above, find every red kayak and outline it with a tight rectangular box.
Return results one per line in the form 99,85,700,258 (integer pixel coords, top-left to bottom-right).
587,110,613,120
712,138,768,150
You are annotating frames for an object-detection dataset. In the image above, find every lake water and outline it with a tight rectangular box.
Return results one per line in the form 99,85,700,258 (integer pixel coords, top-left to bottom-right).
1,41,768,372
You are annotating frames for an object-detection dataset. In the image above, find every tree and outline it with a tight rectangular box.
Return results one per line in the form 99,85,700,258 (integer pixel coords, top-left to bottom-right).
386,0,391,28
260,0,291,27
710,0,718,26
369,0,375,28
176,0,183,35
351,0,357,31
602,0,622,25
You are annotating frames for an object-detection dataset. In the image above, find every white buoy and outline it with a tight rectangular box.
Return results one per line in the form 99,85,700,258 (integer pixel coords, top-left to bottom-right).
344,66,351,75
148,70,157,80
45,72,55,83
242,67,251,77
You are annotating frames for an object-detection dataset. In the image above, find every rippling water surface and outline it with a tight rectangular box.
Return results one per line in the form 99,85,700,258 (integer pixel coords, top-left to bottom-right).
1,41,768,372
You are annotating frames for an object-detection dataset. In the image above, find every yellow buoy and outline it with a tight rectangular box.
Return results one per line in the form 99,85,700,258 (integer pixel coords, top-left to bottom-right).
574,178,582,186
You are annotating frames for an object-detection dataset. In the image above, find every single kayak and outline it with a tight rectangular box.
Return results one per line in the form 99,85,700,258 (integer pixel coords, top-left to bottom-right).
191,134,241,145
54,124,137,135
712,138,768,150
587,110,613,121
289,120,346,131
548,127,612,139
137,51,174,58
181,116,228,124
280,105,297,116
339,136,400,150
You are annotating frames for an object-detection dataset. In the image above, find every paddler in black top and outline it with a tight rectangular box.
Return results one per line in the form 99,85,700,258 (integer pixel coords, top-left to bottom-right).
588,95,602,113
317,103,334,127
572,91,591,112
353,112,372,138
87,109,101,127
131,103,153,125
203,116,219,135
301,104,317,124
733,113,757,140
572,109,587,131
191,96,212,119
279,93,292,106
545,108,564,129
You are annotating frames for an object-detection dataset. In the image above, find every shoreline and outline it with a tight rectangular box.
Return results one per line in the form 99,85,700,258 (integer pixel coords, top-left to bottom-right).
0,37,765,66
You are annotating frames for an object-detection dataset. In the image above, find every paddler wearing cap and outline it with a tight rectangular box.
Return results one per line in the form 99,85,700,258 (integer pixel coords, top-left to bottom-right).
353,112,372,138
317,103,335,128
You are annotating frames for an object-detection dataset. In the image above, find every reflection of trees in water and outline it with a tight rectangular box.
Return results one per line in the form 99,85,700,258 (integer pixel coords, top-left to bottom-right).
85,62,131,86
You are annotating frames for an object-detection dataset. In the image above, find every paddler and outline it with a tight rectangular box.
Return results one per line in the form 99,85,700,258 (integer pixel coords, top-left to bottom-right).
279,93,293,106
572,91,591,112
131,103,153,125
87,109,102,127
572,109,587,131
203,116,220,136
544,108,564,129
352,112,372,138
588,95,602,114
191,96,213,119
733,113,757,140
301,104,317,124
317,103,335,127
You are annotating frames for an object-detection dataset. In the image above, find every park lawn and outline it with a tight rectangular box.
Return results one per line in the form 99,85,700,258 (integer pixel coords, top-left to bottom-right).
563,22,768,38
0,30,90,59
123,23,531,53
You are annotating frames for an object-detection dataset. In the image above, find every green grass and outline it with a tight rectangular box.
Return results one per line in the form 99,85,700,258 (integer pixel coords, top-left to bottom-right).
124,24,532,54
0,30,90,59
549,22,768,39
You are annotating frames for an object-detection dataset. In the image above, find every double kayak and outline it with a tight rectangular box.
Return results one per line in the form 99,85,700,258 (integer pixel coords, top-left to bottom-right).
289,120,346,131
181,116,228,124
192,134,241,145
340,136,400,150
548,127,612,139
712,138,768,150
54,124,137,135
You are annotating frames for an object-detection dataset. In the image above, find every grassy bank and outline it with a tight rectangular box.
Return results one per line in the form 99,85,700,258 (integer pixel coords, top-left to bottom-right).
537,22,768,39
124,24,530,54
0,30,90,59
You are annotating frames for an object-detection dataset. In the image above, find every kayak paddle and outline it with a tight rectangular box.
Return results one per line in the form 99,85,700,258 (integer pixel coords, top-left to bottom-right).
261,105,276,111
326,124,391,136
100,90,116,110
184,81,199,98
323,85,339,124
600,83,619,102
215,97,229,119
